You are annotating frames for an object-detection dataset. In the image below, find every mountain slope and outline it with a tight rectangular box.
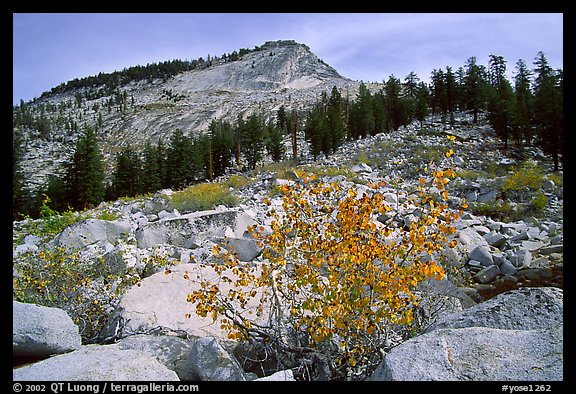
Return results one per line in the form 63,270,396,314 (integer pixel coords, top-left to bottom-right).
13,40,361,192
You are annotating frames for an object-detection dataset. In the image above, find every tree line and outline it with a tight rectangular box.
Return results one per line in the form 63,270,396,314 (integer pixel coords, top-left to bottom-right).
37,46,266,102
303,51,562,170
13,111,289,218
13,51,562,219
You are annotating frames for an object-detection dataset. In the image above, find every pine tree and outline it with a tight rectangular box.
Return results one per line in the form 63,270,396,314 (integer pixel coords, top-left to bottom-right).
371,90,387,135
194,133,212,181
233,114,244,166
384,75,408,131
414,82,430,128
403,71,420,99
444,67,457,116
357,82,375,136
290,109,299,160
166,129,194,189
513,59,534,145
326,86,346,153
532,52,563,171
64,126,105,210
277,105,288,133
403,71,421,123
486,55,517,149
305,105,328,160
111,145,142,199
242,113,265,170
13,132,36,219
209,119,234,178
156,139,169,188
430,69,446,117
463,57,488,123
265,121,286,163
142,140,162,193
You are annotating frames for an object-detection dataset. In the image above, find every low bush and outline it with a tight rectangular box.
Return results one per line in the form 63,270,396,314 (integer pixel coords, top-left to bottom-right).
187,137,467,380
169,182,239,213
503,161,544,192
13,247,139,342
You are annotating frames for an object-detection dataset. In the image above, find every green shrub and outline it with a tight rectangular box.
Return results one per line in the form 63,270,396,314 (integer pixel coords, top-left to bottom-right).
503,162,544,192
547,173,563,188
96,210,121,221
13,247,140,343
471,201,515,221
169,182,239,213
20,195,86,241
530,192,548,212
13,245,180,343
222,174,252,190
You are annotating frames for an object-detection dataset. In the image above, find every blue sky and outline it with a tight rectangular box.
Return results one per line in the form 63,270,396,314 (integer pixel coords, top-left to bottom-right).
13,13,563,105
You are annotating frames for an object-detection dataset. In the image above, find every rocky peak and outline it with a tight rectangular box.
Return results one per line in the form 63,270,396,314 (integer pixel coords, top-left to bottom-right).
167,39,343,93
13,40,356,193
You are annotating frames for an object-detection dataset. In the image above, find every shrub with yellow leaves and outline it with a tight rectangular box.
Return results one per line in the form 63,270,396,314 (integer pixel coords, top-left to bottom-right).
13,246,142,343
187,137,467,380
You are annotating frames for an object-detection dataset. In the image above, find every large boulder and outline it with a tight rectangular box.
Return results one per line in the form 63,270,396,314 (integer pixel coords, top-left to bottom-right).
255,369,295,381
188,337,246,381
13,344,180,381
215,236,262,262
135,209,252,249
424,287,563,333
13,301,82,357
100,263,269,342
116,334,196,381
457,226,490,251
53,219,131,250
370,287,563,381
370,325,563,381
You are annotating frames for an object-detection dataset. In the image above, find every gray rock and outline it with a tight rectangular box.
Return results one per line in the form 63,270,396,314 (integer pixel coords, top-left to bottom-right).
468,245,493,267
550,235,562,245
499,259,518,275
425,287,563,333
13,243,38,256
476,189,498,204
255,369,295,381
517,267,553,281
351,163,372,174
101,263,269,342
510,248,533,268
13,301,81,357
158,209,180,220
136,209,242,249
465,190,478,203
539,244,563,255
483,231,507,248
467,259,483,269
547,222,558,237
522,240,545,251
471,225,490,236
13,344,180,381
54,219,131,250
216,236,263,262
116,334,196,381
541,179,556,192
510,231,530,242
189,337,246,381
370,325,563,381
501,222,528,235
472,264,500,284
457,227,489,251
